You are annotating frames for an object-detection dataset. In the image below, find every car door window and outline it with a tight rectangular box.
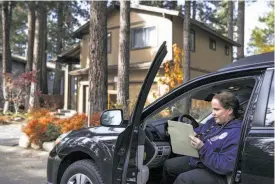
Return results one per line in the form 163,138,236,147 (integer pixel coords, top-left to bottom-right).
265,78,274,127
146,77,256,124
148,91,212,122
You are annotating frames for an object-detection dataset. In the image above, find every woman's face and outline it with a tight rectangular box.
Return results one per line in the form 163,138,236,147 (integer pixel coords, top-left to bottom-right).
211,98,233,124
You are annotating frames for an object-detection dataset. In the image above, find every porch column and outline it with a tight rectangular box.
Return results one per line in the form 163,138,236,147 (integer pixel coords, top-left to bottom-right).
63,64,72,110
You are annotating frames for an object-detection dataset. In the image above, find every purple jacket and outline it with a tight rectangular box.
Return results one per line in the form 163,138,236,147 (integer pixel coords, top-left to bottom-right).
189,117,242,175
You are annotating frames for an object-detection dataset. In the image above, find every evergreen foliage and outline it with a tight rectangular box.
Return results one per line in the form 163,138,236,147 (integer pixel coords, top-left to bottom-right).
248,1,274,54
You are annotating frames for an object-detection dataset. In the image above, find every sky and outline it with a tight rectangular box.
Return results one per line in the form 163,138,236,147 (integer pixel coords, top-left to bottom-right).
244,1,269,55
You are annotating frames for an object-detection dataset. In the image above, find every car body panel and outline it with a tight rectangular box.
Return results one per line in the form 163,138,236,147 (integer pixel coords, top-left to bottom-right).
48,126,125,184
240,69,274,184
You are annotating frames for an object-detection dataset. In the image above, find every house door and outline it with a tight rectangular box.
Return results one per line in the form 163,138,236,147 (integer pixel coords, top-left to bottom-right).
83,85,89,115
108,90,117,109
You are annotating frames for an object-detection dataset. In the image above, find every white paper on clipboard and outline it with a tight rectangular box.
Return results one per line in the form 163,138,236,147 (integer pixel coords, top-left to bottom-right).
168,120,199,158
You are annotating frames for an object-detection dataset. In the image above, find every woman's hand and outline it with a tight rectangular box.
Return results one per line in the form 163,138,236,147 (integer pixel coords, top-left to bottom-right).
189,135,204,150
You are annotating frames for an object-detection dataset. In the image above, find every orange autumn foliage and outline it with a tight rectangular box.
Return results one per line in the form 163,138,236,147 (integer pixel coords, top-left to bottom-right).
158,44,183,91
28,108,52,119
57,113,87,133
23,116,58,144
23,109,88,144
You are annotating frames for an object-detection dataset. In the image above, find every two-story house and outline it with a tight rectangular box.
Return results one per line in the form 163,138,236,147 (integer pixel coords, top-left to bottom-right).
56,4,240,114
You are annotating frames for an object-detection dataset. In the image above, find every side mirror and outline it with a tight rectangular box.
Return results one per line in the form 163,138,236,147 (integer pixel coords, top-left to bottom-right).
100,109,123,126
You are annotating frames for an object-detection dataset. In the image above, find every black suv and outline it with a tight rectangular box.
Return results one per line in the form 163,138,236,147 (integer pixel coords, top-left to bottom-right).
47,42,274,184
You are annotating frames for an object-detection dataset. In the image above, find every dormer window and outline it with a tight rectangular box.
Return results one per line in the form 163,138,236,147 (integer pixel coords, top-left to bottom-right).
107,32,111,53
190,29,195,52
209,38,216,50
225,45,229,56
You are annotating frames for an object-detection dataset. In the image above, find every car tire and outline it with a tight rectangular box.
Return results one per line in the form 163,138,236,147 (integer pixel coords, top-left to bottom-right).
60,159,104,184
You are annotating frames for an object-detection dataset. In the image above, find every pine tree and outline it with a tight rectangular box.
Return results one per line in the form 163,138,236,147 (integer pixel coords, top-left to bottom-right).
182,1,191,114
196,1,236,37
227,0,234,40
41,3,48,95
53,2,64,95
139,0,165,8
0,2,27,56
1,1,14,113
29,2,44,109
192,0,197,19
88,1,108,125
26,1,35,72
237,0,245,59
24,1,36,109
183,1,190,83
117,0,130,117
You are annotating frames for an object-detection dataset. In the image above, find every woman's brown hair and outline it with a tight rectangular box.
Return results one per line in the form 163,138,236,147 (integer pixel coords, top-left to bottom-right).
213,91,244,119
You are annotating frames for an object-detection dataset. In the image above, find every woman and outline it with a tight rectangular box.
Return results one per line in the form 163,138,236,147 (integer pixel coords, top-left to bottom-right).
162,91,243,184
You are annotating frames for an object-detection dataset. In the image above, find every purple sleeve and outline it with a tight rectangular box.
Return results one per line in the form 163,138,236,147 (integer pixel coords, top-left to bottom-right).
194,118,214,134
198,131,240,175
194,125,202,134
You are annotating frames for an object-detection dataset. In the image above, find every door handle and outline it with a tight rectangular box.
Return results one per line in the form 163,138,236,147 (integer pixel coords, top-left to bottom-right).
235,170,241,183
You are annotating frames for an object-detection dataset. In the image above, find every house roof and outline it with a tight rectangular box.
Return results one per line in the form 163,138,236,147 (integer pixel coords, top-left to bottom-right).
0,52,27,64
69,61,154,76
0,52,65,71
57,43,80,64
72,4,240,47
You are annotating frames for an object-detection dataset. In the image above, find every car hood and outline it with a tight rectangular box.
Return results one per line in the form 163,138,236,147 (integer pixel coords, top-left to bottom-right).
86,126,126,136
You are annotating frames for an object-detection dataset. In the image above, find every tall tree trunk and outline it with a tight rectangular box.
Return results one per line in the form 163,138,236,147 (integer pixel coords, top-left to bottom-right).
227,0,234,40
1,1,13,113
192,0,197,19
41,4,48,95
183,0,191,114
29,2,43,110
183,1,191,83
237,0,245,59
53,2,64,95
26,1,35,72
88,1,108,126
25,1,36,110
117,0,130,118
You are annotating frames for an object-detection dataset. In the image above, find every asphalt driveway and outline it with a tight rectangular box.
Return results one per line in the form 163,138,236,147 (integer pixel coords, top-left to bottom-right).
0,145,48,184
0,122,48,184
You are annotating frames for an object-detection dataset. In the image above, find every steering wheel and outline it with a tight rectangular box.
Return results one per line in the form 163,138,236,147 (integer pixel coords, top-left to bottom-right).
177,114,199,129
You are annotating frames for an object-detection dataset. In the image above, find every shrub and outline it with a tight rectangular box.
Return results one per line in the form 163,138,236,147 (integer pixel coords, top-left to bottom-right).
23,116,60,144
23,111,88,144
27,108,51,119
45,123,61,142
57,113,87,133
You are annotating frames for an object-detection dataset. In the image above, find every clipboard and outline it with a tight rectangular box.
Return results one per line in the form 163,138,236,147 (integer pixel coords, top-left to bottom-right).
168,120,199,158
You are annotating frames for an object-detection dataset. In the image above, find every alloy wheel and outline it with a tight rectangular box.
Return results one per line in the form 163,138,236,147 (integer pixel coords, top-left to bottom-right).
67,173,93,184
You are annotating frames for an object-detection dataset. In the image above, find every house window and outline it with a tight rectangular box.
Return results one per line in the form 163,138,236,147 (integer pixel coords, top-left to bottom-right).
190,29,195,52
131,26,157,49
225,45,229,56
107,32,111,53
209,38,216,50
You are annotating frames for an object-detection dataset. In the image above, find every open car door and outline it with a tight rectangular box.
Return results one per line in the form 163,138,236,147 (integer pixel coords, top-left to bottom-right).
112,42,167,184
